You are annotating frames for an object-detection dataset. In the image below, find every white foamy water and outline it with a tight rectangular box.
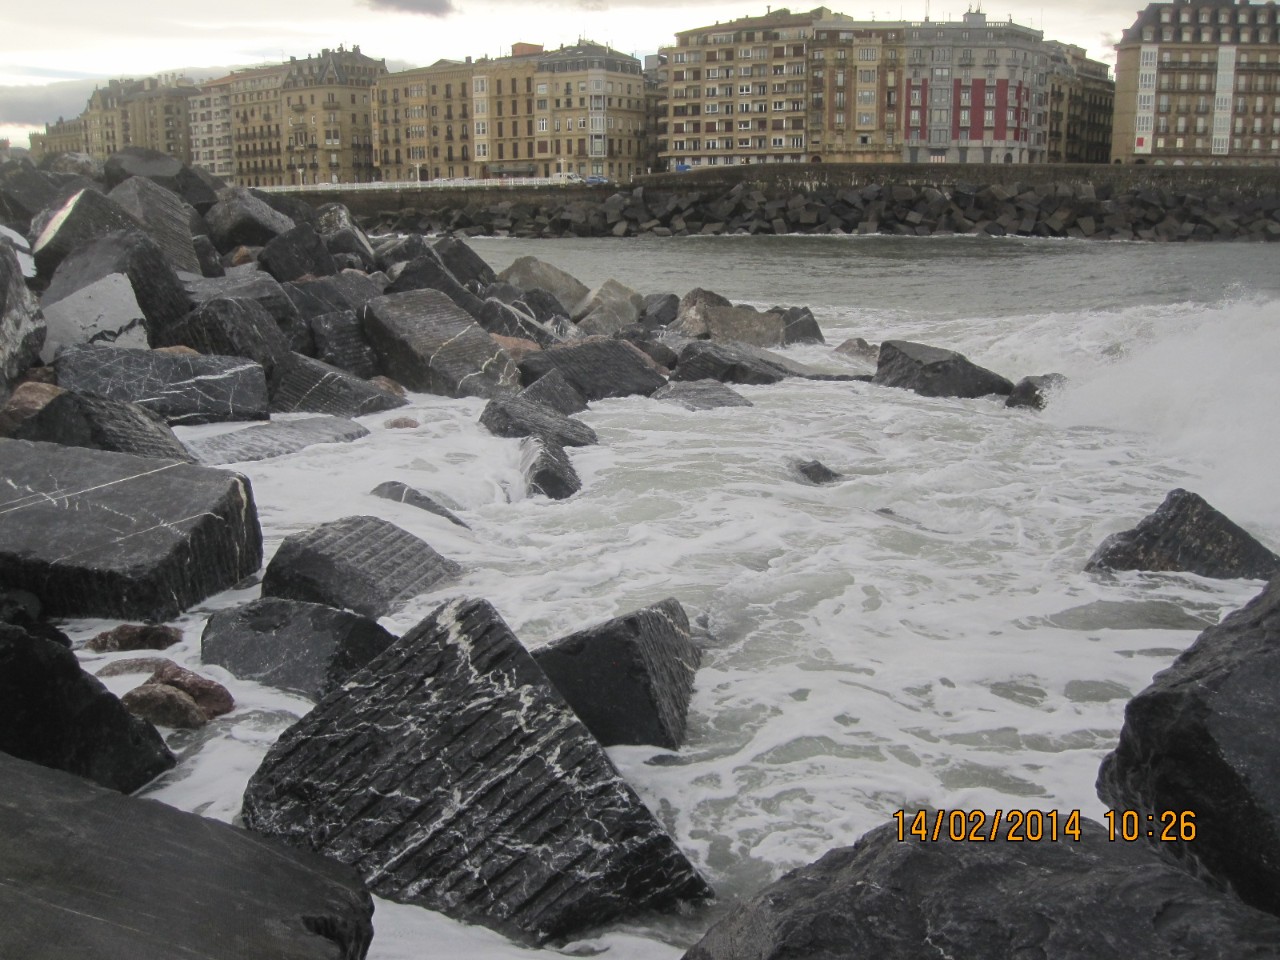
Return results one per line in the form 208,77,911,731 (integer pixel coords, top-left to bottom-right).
70,235,1279,959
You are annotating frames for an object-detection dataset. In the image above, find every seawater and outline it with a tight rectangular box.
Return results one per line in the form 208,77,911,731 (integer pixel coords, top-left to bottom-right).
77,235,1280,959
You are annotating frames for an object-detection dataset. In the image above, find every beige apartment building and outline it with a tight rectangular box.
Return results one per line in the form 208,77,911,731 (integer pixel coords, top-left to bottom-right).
31,76,200,164
373,42,648,181
1044,41,1114,163
29,116,87,161
1114,0,1280,164
189,75,235,180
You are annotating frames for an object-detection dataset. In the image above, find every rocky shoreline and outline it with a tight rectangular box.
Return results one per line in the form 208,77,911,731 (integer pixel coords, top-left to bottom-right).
3,146,1280,958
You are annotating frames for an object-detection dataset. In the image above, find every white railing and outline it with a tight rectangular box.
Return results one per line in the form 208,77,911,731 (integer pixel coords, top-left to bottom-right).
257,177,592,193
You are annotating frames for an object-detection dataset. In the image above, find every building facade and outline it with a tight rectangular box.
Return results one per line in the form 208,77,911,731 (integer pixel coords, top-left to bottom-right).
1113,0,1280,164
373,42,648,182
656,7,1051,170
28,117,87,161
1044,41,1114,163
189,75,235,180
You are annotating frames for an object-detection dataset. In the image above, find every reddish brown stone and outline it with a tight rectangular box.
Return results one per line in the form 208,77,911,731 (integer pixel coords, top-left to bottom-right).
146,662,234,719
382,417,419,429
87,624,183,653
121,683,206,729
95,657,176,678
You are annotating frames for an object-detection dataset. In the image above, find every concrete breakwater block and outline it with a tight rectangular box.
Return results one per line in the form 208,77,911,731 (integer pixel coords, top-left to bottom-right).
0,438,263,621
269,353,407,418
184,415,370,465
242,596,712,944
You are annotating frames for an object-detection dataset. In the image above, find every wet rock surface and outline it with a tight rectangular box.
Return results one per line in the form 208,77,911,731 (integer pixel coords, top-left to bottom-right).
518,339,666,400
479,394,598,447
184,414,370,465
521,436,581,500
873,339,1015,398
370,480,470,529
653,379,753,410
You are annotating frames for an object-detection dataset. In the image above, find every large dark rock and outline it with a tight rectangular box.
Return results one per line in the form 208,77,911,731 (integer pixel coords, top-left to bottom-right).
373,232,431,272
185,415,370,465
873,339,1015,398
370,480,470,529
682,817,1280,960
185,271,310,356
286,272,384,323
361,288,520,399
0,162,60,230
262,515,461,618
54,344,269,425
1006,372,1068,410
519,339,666,400
202,597,398,700
653,379,753,410
497,255,589,312
521,436,581,500
102,146,183,192
385,250,484,315
1098,575,1280,916
270,352,407,417
518,366,588,415
0,752,373,960
242,597,712,944
0,382,194,461
0,625,175,792
205,189,296,253
772,305,825,345
0,438,262,620
29,188,141,278
533,598,700,749
260,223,339,283
106,174,202,275
315,203,377,271
476,297,562,347
432,235,495,288
1086,489,1280,580
670,302,790,348
309,310,378,378
153,296,293,393
0,244,44,403
479,394,597,447
671,340,794,385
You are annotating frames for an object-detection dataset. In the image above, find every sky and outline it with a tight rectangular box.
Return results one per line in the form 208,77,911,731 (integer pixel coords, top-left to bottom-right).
0,0,1129,149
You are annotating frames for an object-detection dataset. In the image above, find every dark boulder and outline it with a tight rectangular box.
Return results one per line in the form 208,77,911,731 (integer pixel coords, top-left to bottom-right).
1098,575,1280,916
0,244,44,403
152,296,293,394
873,340,1015,398
184,271,310,356
772,304,825,345
1006,372,1068,410
789,458,846,485
521,436,581,500
683,817,1280,960
373,232,431,272
204,189,295,253
671,340,793,385
385,250,484,315
315,203,377,271
242,596,712,944
269,353,408,418
0,438,262,620
0,752,373,960
519,339,666,400
370,480,470,529
29,188,140,278
286,272,385,320
533,598,701,749
479,394,598,447
86,623,182,653
192,234,224,277
0,589,70,648
54,344,270,425
0,162,60,231
641,292,679,328
0,625,175,792
361,288,520,399
0,382,194,462
185,415,370,465
497,255,589,312
1086,489,1279,580
476,297,562,347
102,146,184,192
653,379,753,410
142,661,235,720
309,310,378,378
259,223,338,283
432,235,495,288
261,515,461,619
120,682,207,729
106,174,202,275
517,366,588,415
202,597,398,700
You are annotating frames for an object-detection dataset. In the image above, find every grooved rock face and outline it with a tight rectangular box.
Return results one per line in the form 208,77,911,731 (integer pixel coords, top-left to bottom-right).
0,244,45,403
873,339,1014,398
518,339,667,401
242,597,712,945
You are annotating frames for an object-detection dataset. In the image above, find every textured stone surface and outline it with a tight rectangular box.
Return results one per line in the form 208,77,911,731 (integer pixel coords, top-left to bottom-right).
0,438,262,620
30,188,140,277
370,480,470,529
671,340,794,385
534,598,701,750
316,203,378,271
0,752,374,960
519,339,666,401
153,296,294,393
86,623,182,653
385,250,484,315
432,235,495,288
184,271,310,356
54,344,269,425
1006,372,1069,410
270,352,407,417
571,278,644,324
670,303,788,348
202,597,399,700
789,459,845,485
0,382,195,461
521,437,581,500
310,310,378,378
242,597,712,944
682,818,1280,960
143,660,235,719
262,515,461,619
518,367,588,415
480,394,598,447
0,162,60,230
1098,575,1280,916
361,288,520,399
205,189,296,253
260,223,339,283
476,297,561,347
0,244,44,403
185,415,370,465
107,175,202,275
873,339,1015,398
1086,489,1280,580
121,682,208,728
653,379,753,410
497,255,589,312
0,625,175,792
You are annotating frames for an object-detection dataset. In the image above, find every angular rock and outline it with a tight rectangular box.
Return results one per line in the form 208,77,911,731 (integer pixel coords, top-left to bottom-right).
103,146,185,192
480,394,597,447
308,310,378,378
676,288,732,320
476,298,561,347
432,235,496,288
287,272,384,320
385,251,484,315
1086,489,1280,580
361,288,519,399
519,339,666,400
521,436,581,500
315,203,377,271
873,340,1015,398
772,304,825,344
204,189,295,254
185,415,369,465
121,682,207,729
790,458,845,485
0,438,262,620
641,292,679,329
571,278,644,324
153,297,293,394
683,817,1280,960
497,256,589,312
0,244,44,403
0,625,175,791
671,340,794,385
0,752,373,960
671,302,788,348
192,234,225,277
270,352,407,418
370,480,470,529
0,223,36,279
143,661,235,720
242,597,712,944
184,272,309,356
0,162,60,231
54,344,270,425
652,379,753,410
106,175,202,274
373,233,431,272
1006,372,1068,410
261,515,461,619
30,188,141,277
835,336,880,365
260,223,338,283
0,382,194,461
518,366,588,415
202,597,399,700
86,623,182,653
533,598,700,749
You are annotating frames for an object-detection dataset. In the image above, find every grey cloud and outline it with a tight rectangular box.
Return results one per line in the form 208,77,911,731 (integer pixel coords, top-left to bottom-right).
361,0,457,17
0,80,101,127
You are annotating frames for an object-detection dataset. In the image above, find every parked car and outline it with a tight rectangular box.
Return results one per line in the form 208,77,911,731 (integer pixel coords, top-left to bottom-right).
584,175,611,185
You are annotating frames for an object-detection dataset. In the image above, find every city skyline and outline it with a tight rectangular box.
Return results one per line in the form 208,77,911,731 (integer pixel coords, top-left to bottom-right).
2,0,1124,149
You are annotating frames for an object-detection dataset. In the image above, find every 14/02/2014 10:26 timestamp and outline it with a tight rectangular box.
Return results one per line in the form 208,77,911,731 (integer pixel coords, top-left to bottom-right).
893,809,1197,843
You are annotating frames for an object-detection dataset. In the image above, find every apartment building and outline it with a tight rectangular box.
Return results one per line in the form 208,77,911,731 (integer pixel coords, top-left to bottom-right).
656,6,1051,169
28,116,87,161
373,41,648,182
1044,41,1114,163
189,74,235,180
1113,0,1280,164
